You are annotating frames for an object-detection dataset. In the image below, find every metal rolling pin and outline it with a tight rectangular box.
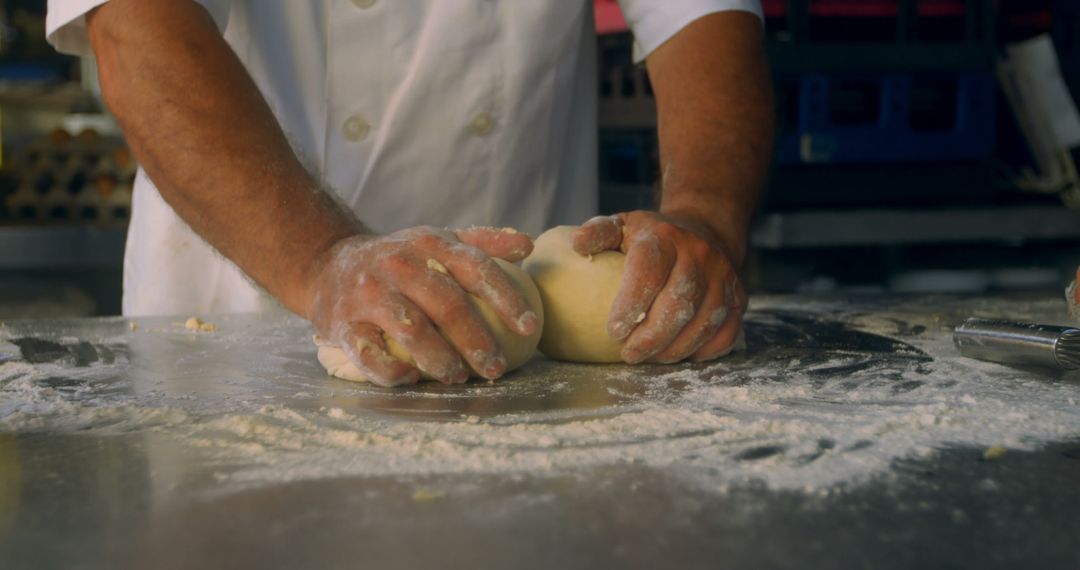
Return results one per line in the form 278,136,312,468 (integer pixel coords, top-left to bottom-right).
953,318,1080,370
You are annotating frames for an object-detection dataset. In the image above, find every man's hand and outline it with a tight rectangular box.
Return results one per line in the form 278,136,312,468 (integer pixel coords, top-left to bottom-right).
573,212,745,364
306,227,538,387
581,10,772,364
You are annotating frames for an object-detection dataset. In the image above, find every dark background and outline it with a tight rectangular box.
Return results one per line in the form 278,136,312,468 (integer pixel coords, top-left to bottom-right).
2,0,1080,316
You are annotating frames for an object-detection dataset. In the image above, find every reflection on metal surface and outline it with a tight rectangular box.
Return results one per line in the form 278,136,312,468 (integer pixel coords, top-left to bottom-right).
954,318,1080,370
1,308,934,424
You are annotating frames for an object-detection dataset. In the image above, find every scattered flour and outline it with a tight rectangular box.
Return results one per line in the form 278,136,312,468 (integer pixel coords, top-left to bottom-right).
2,299,1080,494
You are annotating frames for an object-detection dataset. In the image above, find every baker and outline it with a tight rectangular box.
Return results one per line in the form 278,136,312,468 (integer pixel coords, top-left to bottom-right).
46,1,774,386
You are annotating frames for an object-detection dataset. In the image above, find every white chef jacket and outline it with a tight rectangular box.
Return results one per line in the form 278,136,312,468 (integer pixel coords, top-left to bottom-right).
47,0,762,316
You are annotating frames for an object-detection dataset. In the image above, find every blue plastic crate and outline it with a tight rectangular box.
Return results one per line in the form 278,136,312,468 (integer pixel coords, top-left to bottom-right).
775,72,996,164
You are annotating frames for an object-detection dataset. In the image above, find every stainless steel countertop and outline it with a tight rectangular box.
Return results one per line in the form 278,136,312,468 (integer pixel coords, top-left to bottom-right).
1,294,1079,569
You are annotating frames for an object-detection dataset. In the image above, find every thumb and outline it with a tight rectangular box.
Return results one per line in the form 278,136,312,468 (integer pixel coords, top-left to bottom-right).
454,226,534,262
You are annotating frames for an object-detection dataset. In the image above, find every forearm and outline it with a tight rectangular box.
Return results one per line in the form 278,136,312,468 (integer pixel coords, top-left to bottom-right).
645,11,775,266
87,0,360,315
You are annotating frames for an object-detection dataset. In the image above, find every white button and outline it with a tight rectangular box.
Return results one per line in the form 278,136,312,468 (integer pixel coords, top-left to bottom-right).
343,114,371,142
351,0,376,8
469,112,494,136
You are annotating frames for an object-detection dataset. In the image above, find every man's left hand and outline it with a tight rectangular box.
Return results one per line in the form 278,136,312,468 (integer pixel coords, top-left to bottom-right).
572,211,745,364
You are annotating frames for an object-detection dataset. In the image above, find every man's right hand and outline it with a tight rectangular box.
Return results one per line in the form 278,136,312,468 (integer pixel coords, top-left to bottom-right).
306,226,539,387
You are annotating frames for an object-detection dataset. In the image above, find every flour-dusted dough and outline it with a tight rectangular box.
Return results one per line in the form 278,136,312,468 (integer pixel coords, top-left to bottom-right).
523,226,624,363
317,258,543,383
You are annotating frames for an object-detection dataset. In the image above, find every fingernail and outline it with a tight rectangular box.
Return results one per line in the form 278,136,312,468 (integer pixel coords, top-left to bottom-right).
610,321,631,340
518,311,539,335
482,355,507,380
384,370,420,387
622,347,645,364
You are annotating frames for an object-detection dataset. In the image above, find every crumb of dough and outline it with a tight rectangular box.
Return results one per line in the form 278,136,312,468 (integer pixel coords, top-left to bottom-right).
500,227,519,234
411,489,445,502
982,445,1007,461
465,415,481,424
128,321,137,332
426,258,449,275
185,317,217,333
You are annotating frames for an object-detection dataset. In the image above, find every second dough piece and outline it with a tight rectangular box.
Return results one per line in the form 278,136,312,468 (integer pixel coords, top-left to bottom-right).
523,225,624,363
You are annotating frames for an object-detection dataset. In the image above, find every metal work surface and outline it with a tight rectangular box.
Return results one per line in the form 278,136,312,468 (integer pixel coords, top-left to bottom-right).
1,294,1079,569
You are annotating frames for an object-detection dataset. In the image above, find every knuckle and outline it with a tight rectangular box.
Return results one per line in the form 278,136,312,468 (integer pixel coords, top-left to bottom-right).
412,232,444,250
690,239,713,260
653,221,681,241
355,275,385,298
379,252,414,275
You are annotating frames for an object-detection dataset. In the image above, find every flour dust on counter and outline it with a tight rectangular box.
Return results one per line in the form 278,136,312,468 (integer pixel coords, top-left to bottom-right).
1,296,1079,495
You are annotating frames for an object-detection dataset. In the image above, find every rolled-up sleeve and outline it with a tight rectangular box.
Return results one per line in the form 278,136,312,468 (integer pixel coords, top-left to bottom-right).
46,0,233,57
617,0,763,62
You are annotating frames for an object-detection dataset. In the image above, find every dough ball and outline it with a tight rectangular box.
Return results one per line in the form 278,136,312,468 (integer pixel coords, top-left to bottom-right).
317,258,544,383
522,225,624,363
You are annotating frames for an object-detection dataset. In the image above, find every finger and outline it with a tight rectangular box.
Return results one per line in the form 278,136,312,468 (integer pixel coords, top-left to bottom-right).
573,215,624,256
648,280,729,364
433,242,539,336
607,231,676,341
398,261,506,380
690,312,745,363
691,278,748,362
455,226,534,262
374,292,470,384
620,256,705,363
338,322,420,387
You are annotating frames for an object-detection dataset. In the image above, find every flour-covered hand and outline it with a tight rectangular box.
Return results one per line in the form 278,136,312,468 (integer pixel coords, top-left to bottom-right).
306,226,538,386
573,211,745,364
